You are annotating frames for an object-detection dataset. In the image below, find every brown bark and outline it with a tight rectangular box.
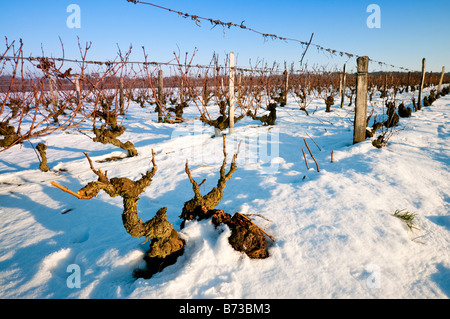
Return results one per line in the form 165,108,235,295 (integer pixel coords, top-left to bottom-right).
212,211,270,259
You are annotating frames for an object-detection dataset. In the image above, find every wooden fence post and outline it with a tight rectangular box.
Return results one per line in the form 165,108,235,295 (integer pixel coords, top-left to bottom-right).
158,69,163,123
340,64,347,108
418,58,426,110
438,66,445,95
229,52,235,134
283,70,289,105
75,76,81,105
353,56,369,144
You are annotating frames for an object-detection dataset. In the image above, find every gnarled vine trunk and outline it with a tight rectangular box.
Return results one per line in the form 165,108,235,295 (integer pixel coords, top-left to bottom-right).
179,136,271,259
92,125,138,157
0,121,21,149
247,103,277,126
36,143,50,172
180,135,239,227
91,97,138,157
200,101,245,132
54,150,184,278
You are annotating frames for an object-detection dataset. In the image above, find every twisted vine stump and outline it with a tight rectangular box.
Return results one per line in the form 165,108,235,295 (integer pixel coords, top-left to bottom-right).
384,101,399,128
180,135,239,227
0,121,20,149
398,103,412,118
180,136,272,259
247,103,278,126
92,98,138,157
324,96,334,113
93,125,138,157
36,143,50,172
200,100,245,133
52,150,184,278
167,101,188,122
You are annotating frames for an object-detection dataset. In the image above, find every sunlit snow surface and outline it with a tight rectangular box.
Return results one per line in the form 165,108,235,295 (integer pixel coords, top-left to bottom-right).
1,87,449,299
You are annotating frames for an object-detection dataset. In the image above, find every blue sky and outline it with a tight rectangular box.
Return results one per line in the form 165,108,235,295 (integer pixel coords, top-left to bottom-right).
1,0,449,72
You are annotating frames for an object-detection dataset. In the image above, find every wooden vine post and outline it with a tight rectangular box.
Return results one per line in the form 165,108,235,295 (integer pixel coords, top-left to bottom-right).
284,70,289,105
75,76,81,106
228,52,235,134
353,56,369,144
418,58,426,110
438,66,445,96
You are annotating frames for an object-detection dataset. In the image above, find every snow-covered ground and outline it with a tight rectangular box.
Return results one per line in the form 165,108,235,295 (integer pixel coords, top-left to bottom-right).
0,87,449,299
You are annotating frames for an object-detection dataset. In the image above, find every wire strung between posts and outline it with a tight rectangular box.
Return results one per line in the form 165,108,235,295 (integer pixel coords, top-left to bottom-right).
126,0,415,72
2,54,359,75
0,55,289,74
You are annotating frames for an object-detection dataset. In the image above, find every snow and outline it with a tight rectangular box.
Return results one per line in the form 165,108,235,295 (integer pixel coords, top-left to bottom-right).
0,87,449,299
